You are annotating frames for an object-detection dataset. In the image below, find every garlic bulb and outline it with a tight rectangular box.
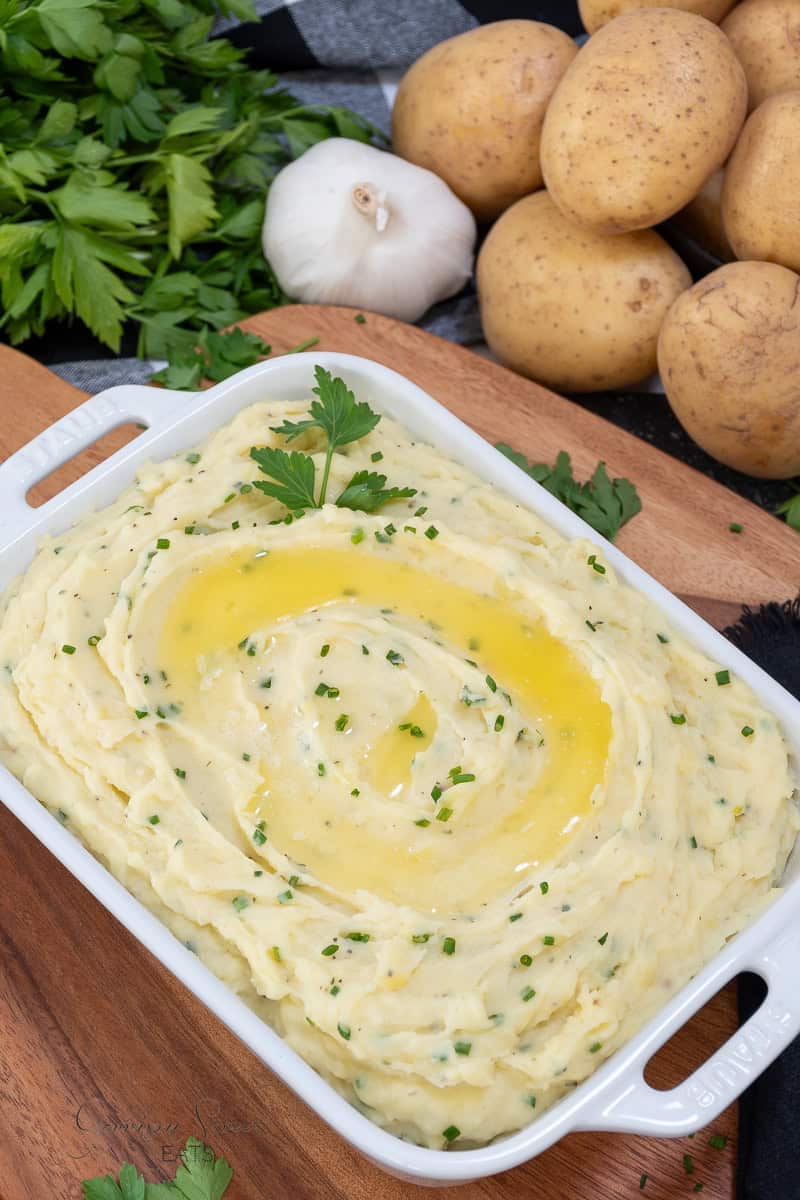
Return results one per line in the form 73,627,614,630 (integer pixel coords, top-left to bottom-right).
262,138,476,323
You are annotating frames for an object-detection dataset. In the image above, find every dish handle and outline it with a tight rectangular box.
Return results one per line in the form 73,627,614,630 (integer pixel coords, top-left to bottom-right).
0,385,195,536
580,916,800,1135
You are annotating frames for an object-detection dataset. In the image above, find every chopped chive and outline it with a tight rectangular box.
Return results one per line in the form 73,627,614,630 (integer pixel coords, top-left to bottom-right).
412,933,432,944
520,953,533,966
424,525,439,540
374,530,391,543
442,1126,460,1143
404,525,416,533
598,932,608,945
224,492,235,503
174,767,186,780
386,649,404,666
543,935,555,946
683,1154,694,1175
540,881,549,895
288,875,301,888
670,713,686,725
232,520,240,530
350,526,365,544
321,943,339,956
337,1022,351,1040
741,725,754,738
87,635,101,647
639,1174,648,1190
320,643,330,658
135,709,148,720
242,752,251,761
494,714,505,731
317,762,326,776
657,632,669,644
184,525,195,535
186,452,201,464
361,644,369,655
254,869,263,877
454,1041,471,1056
270,946,282,963
715,669,731,686
431,784,442,802
232,895,250,912
729,522,743,533
414,818,430,827
415,506,428,517
436,806,453,822
355,313,366,324
259,677,272,689
586,619,597,632
589,1041,602,1054
346,932,370,942
371,451,383,462
690,835,698,849
148,814,160,825
330,983,341,995
509,912,523,923
351,788,360,797
450,772,475,785
587,554,605,574
521,986,536,1002
335,713,350,731
384,522,396,535
442,936,456,955
315,682,329,696
485,674,497,692
708,753,716,763
61,643,76,655
253,821,267,846
709,1134,727,1150
278,889,293,903
156,537,170,549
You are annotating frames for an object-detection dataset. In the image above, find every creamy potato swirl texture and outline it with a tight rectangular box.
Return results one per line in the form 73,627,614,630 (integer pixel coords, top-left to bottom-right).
0,398,796,1150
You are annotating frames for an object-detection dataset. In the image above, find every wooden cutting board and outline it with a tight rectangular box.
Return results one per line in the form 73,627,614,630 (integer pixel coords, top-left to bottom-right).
1,305,798,1200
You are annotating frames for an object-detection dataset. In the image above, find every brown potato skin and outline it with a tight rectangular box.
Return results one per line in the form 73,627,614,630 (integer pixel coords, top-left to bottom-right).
391,21,577,223
579,0,735,35
658,261,800,479
672,169,735,261
722,92,800,271
477,190,691,392
540,8,748,235
722,0,800,111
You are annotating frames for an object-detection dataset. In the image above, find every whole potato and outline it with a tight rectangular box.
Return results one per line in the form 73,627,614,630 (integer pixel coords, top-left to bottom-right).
722,0,800,111
722,92,800,271
579,0,735,35
540,8,747,234
672,169,735,261
658,261,800,479
391,21,577,223
477,190,691,392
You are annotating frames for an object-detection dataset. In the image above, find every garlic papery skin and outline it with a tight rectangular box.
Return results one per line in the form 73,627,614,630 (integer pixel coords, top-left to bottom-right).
262,138,477,323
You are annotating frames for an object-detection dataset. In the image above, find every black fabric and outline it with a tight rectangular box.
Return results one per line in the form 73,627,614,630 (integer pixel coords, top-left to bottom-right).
226,6,318,70
460,0,582,35
723,600,800,1200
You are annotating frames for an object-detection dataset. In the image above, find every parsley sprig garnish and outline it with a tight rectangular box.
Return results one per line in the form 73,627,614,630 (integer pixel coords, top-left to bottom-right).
251,368,416,516
497,445,641,542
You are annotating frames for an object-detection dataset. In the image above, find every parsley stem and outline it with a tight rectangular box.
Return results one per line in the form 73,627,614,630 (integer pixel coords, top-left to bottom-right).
318,442,335,507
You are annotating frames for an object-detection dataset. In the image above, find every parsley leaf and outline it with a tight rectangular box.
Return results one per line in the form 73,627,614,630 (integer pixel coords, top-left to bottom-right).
82,1137,233,1200
250,446,317,512
777,487,800,533
336,469,417,513
256,368,412,513
151,328,274,389
497,445,641,541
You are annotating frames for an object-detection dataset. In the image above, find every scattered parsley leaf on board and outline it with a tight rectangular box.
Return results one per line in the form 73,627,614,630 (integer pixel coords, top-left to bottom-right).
496,445,641,541
777,487,800,533
252,368,414,514
82,1136,233,1200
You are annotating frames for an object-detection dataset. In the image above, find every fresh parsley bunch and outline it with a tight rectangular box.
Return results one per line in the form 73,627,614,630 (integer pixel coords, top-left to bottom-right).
0,0,384,358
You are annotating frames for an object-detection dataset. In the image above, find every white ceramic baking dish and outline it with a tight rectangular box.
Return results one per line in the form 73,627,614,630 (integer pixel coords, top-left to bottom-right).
1,352,799,1187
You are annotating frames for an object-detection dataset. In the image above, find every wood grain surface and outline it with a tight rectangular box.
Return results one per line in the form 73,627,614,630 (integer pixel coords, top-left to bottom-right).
2,304,797,1200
